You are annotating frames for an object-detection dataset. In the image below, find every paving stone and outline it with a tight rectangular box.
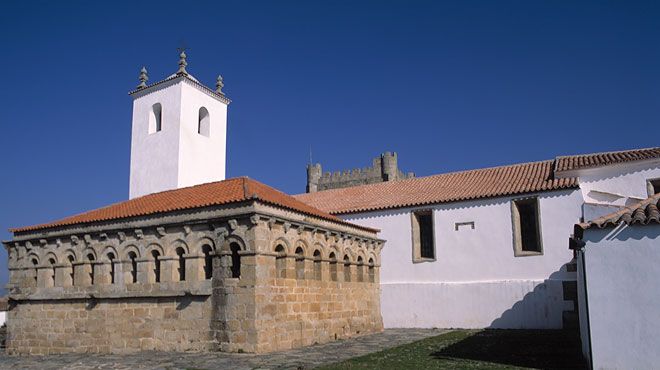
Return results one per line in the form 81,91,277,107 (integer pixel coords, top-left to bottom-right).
0,328,447,369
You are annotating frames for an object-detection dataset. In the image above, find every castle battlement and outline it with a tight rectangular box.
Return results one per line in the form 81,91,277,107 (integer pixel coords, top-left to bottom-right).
306,152,414,193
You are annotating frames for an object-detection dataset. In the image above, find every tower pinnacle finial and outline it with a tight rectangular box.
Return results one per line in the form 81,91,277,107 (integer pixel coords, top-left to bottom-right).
177,51,188,75
215,75,225,94
137,67,148,89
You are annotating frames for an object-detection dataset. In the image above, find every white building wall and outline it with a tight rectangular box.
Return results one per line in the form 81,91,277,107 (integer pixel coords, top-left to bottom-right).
129,78,228,199
578,225,660,370
342,189,583,329
177,82,227,189
574,160,660,206
0,311,5,327
129,82,182,199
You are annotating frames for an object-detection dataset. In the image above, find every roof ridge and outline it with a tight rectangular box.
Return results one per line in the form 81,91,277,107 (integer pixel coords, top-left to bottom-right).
296,159,557,196
555,146,660,160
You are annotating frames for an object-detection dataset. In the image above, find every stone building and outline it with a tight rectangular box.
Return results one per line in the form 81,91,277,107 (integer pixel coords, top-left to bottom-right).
306,152,415,193
4,178,384,355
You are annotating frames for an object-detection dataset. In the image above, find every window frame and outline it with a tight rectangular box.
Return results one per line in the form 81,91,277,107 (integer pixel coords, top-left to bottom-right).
511,196,544,257
411,209,436,263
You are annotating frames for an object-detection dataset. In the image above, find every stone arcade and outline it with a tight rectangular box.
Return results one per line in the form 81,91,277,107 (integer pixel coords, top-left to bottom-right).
4,178,384,354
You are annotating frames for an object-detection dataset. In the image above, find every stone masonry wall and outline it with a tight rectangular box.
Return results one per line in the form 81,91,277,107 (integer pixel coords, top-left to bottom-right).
7,296,213,355
306,152,414,192
4,201,384,355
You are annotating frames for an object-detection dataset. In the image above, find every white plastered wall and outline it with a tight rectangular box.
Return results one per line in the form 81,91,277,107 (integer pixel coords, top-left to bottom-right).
129,78,228,199
342,189,583,329
177,82,227,189
575,160,660,207
578,224,660,370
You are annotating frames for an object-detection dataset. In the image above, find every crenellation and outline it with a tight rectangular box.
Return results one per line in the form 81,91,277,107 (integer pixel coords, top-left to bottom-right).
306,152,415,192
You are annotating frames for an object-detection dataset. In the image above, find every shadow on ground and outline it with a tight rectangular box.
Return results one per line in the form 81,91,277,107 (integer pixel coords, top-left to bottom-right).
432,329,586,369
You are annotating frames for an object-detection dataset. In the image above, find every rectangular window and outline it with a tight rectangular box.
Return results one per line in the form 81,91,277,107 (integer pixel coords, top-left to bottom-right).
647,178,660,196
412,210,435,262
511,197,543,256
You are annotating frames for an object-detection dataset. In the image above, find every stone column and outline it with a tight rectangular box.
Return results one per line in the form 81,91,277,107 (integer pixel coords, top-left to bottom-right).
184,254,205,281
95,262,112,285
137,258,153,284
320,260,330,282
54,264,72,287
122,259,136,284
74,262,92,286
159,256,179,282
36,266,54,288
303,258,314,280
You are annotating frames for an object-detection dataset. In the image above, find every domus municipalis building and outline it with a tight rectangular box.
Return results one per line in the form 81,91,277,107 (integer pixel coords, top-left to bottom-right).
3,54,384,355
3,52,660,357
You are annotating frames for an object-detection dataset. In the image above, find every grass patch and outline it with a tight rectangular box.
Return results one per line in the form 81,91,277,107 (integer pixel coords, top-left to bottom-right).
318,329,586,370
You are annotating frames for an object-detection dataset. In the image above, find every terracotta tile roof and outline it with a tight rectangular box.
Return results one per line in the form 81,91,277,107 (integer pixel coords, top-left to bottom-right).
554,147,660,173
577,193,660,231
11,177,376,234
295,160,578,215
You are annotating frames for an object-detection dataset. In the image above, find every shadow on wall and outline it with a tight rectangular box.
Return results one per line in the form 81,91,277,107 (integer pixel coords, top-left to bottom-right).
489,265,576,329
432,329,586,369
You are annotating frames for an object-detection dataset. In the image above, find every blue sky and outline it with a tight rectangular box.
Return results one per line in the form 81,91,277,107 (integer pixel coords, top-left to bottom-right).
1,0,659,290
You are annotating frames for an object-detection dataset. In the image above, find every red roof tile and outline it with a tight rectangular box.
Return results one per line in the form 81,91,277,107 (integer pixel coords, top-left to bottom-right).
577,193,660,230
11,177,376,233
554,147,660,173
295,160,579,215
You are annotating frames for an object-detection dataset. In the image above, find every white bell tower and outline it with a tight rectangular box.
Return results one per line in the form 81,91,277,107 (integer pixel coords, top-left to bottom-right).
128,52,230,199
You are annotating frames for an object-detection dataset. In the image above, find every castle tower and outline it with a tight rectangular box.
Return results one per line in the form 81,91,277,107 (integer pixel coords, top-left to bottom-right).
128,52,231,199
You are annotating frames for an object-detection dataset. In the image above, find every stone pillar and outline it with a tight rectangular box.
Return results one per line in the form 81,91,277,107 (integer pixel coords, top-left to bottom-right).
74,262,92,286
54,264,72,287
36,267,54,288
137,258,153,284
112,260,124,285
122,259,136,284
184,254,205,281
284,256,296,279
159,256,179,282
320,260,330,281
95,262,112,285
303,258,314,280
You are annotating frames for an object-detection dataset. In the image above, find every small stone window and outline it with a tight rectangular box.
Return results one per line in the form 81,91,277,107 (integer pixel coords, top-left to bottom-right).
31,258,38,285
151,250,161,283
67,255,75,286
275,244,286,279
329,252,338,282
357,256,364,282
149,103,162,134
202,245,213,280
412,210,435,262
128,251,138,283
198,107,210,137
313,250,322,281
647,178,660,196
343,255,351,282
368,258,375,283
512,197,543,256
230,242,241,279
107,253,116,284
47,258,56,288
295,247,305,280
176,247,186,281
87,254,96,285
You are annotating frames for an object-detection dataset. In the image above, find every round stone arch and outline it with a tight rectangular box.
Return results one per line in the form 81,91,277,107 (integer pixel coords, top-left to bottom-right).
145,243,165,258
293,239,309,257
222,235,247,253
341,247,356,263
26,252,40,267
272,237,291,256
101,246,119,261
367,251,379,266
122,245,141,260
169,239,190,257
44,252,58,265
82,248,98,262
326,245,341,261
312,242,326,260
194,236,216,256
355,250,367,265
62,249,78,264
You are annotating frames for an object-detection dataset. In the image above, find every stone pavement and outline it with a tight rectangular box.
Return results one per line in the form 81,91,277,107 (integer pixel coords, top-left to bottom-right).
0,328,448,370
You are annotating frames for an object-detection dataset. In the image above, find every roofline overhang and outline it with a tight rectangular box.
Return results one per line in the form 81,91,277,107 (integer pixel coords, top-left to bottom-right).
128,73,231,105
